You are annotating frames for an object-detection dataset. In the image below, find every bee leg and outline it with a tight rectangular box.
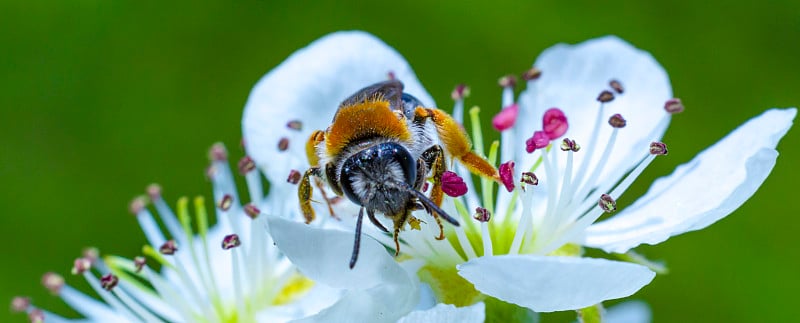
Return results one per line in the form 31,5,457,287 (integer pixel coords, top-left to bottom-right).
366,208,388,233
392,210,409,257
313,177,340,220
420,145,447,240
349,207,365,269
298,167,321,224
305,130,325,167
414,107,500,182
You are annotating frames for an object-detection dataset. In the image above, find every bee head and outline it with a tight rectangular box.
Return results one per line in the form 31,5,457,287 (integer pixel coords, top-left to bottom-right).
340,142,417,215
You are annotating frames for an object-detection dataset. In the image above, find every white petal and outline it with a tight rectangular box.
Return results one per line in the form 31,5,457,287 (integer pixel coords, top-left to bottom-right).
267,216,419,322
584,108,796,253
242,31,433,188
515,36,671,184
457,255,655,312
397,302,485,323
605,301,652,323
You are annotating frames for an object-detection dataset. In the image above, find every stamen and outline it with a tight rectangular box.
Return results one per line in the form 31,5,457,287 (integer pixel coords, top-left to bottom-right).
148,184,186,245
542,108,568,139
597,90,615,103
222,234,241,250
29,309,44,323
521,67,542,81
608,113,627,128
278,137,290,151
133,256,146,273
441,171,468,197
451,84,470,101
128,196,147,215
520,172,539,186
598,194,617,213
664,98,685,114
560,138,580,152
10,296,30,312
244,204,261,219
286,120,303,131
492,103,518,131
238,156,256,174
650,141,669,155
525,131,549,153
42,272,64,295
287,169,301,184
159,240,178,255
609,79,624,94
473,207,491,222
100,274,119,291
71,258,92,275
218,194,233,211
499,161,516,192
498,74,517,88
82,247,99,263
146,183,161,200
208,142,228,161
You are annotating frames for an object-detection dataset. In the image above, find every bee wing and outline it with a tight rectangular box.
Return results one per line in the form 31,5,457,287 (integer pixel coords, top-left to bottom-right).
340,80,404,111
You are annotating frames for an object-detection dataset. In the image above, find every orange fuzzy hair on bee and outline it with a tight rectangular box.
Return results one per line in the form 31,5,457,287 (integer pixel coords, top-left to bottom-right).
325,99,412,158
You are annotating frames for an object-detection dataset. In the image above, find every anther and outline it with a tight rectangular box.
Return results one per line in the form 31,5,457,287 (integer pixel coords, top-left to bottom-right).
492,103,519,131
159,240,178,255
560,138,580,152
441,171,468,197
608,113,627,128
598,194,617,213
542,108,568,139
222,234,241,250
499,161,516,192
520,172,539,186
286,120,303,131
209,143,228,161
82,247,99,263
387,71,396,80
498,74,517,88
522,67,542,81
218,194,233,211
609,79,624,94
146,183,162,200
238,156,256,174
650,141,669,155
244,204,261,219
205,165,217,180
100,274,119,291
597,90,615,103
29,309,44,323
525,131,550,153
451,84,470,101
128,196,147,215
664,98,684,114
474,207,492,222
278,137,290,152
41,272,64,295
287,169,301,184
10,296,30,312
71,257,92,275
134,256,146,273
421,182,429,192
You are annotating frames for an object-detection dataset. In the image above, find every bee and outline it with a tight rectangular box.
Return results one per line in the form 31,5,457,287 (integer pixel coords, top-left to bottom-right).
298,80,500,268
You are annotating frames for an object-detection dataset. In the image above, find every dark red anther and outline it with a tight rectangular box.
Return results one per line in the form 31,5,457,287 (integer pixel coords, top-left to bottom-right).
609,80,624,94
560,138,580,152
608,114,627,128
598,194,617,213
664,98,684,114
278,137,290,152
244,204,261,219
650,141,668,155
286,120,303,131
441,171,468,197
134,256,146,273
597,90,614,103
159,240,178,255
474,207,491,222
522,67,542,81
100,274,119,291
542,108,568,139
499,161,516,192
525,131,550,153
222,234,241,250
287,169,302,184
492,103,519,131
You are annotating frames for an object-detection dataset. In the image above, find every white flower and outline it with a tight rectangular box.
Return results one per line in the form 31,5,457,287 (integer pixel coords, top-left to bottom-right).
13,144,342,323
241,30,796,321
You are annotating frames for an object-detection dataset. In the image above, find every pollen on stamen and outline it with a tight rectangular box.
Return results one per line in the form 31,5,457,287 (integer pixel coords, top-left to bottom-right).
278,137,290,152
244,204,261,219
41,272,64,295
522,67,542,81
71,257,92,275
10,296,30,313
286,120,303,131
473,207,491,222
159,240,178,255
525,131,550,153
219,194,234,211
492,103,519,131
128,196,147,215
133,256,146,273
609,79,624,94
209,143,228,161
146,183,162,200
100,274,119,291
222,234,241,250
521,172,539,186
238,156,256,174
664,98,685,114
499,161,516,192
650,141,669,155
498,74,517,88
29,309,44,323
451,84,470,101
441,171,468,197
287,169,302,184
597,90,615,103
598,194,617,213
542,108,568,139
560,138,580,152
82,247,99,263
609,113,627,128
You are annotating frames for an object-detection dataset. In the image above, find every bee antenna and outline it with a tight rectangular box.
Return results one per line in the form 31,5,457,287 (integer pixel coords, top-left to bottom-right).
397,182,460,227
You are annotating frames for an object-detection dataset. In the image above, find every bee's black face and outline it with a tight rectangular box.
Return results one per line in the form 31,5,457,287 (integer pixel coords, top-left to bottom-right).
340,142,417,215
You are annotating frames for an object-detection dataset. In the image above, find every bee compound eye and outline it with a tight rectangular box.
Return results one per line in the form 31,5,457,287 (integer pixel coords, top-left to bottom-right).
401,93,423,119
339,142,417,206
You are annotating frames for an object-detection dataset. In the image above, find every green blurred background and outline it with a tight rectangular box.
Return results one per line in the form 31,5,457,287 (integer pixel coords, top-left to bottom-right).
1,1,797,322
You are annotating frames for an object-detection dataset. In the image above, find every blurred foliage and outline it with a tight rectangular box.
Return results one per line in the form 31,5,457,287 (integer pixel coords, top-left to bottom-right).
1,1,798,322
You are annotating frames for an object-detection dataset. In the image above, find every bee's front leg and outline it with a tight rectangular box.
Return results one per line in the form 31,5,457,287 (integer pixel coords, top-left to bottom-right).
298,167,322,224
420,145,447,240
